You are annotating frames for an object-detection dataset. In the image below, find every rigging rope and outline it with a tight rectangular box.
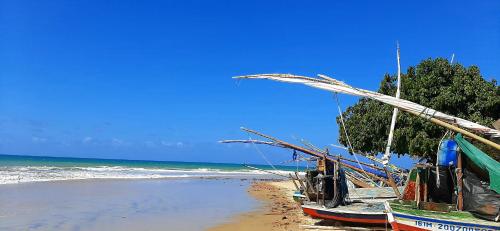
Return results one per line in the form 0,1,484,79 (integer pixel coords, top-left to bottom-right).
334,93,379,186
245,133,278,171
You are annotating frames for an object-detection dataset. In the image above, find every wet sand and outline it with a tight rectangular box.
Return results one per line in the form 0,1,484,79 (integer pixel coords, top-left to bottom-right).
0,177,312,231
208,180,314,231
0,178,258,231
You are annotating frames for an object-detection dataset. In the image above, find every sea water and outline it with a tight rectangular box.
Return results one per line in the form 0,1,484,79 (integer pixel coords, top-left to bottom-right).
0,154,298,230
0,154,298,184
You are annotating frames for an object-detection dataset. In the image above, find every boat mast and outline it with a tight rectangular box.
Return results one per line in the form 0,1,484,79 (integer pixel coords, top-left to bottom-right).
381,44,402,198
382,43,402,166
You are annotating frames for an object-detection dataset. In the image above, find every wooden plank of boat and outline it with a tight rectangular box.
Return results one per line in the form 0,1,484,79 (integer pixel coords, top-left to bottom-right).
301,200,389,225
385,201,500,231
293,191,307,203
300,224,387,230
348,186,404,199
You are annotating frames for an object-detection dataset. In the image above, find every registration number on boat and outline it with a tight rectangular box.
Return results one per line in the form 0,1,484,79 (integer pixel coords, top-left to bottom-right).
414,221,494,231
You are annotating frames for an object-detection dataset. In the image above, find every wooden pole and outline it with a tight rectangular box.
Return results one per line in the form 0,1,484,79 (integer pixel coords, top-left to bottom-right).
457,152,464,210
295,171,310,201
415,168,420,207
345,174,374,188
241,127,394,186
384,167,402,198
382,43,402,165
423,167,428,202
406,110,500,151
289,173,300,191
339,156,386,171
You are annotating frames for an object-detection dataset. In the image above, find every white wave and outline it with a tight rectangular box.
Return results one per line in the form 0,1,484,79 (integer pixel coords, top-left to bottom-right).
0,166,290,184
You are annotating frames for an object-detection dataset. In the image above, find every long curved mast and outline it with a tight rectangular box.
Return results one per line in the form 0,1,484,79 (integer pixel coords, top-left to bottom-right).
234,74,500,150
382,44,402,165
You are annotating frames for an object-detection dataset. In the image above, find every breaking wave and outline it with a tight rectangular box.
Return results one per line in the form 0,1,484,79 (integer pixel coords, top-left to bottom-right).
0,166,288,184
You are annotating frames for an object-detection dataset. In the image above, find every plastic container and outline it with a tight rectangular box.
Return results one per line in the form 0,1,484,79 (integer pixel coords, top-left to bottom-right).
437,139,458,167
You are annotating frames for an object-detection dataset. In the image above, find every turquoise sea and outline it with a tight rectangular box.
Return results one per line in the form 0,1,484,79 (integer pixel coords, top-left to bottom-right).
0,154,300,184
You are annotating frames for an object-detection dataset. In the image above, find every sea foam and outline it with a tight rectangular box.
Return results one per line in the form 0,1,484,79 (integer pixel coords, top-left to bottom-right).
0,165,289,184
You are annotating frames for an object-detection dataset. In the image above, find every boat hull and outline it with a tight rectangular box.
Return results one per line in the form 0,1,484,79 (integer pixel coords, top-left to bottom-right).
385,202,500,231
388,211,500,231
302,205,388,225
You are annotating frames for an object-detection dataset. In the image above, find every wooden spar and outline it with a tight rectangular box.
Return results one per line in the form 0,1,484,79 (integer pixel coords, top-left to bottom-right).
223,139,389,172
382,43,402,164
332,144,404,173
242,164,289,178
415,168,421,207
300,139,326,153
301,172,315,197
457,151,464,210
338,156,386,171
405,110,500,151
345,174,374,188
423,168,428,202
384,167,401,198
239,127,393,186
289,173,300,191
295,172,311,199
220,139,280,146
379,44,402,198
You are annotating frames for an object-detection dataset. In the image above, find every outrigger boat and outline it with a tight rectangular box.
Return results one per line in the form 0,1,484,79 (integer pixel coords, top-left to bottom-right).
222,127,406,226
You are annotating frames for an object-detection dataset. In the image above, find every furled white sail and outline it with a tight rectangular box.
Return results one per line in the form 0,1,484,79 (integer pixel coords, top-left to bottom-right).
234,74,500,138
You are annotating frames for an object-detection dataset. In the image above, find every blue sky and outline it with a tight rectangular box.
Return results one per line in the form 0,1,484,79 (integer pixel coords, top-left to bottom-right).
0,0,498,168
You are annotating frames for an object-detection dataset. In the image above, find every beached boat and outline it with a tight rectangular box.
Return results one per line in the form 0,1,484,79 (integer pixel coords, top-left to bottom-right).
221,127,405,190
222,127,407,227
233,59,500,229
301,186,402,225
302,201,387,225
222,127,407,200
384,134,500,231
385,200,499,231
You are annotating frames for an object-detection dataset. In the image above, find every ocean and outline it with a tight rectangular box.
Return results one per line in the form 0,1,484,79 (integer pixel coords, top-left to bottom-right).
0,154,300,184
0,154,299,230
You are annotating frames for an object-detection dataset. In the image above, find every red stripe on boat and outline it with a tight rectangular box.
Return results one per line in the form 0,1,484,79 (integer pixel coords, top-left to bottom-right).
302,207,387,225
394,222,428,231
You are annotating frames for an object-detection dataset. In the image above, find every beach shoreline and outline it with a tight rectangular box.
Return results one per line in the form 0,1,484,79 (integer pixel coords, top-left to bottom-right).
0,178,260,231
207,180,313,231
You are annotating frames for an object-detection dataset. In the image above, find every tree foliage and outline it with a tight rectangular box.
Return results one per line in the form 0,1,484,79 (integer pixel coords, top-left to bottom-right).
336,58,499,161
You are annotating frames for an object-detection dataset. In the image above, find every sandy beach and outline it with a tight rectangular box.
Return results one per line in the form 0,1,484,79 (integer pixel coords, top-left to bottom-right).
208,180,315,231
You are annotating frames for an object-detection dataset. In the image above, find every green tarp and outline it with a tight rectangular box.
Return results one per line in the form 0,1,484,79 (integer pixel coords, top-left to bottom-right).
455,134,500,193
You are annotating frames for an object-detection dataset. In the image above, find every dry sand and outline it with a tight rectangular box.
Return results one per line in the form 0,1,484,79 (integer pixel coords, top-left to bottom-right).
207,180,315,231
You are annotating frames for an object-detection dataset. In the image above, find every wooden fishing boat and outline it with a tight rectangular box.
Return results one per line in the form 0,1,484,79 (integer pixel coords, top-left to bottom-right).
302,201,387,225
222,128,408,227
301,186,403,225
384,134,500,231
385,200,500,231
235,52,500,230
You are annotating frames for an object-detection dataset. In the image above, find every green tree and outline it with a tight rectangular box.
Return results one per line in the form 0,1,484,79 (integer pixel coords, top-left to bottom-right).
337,58,499,161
